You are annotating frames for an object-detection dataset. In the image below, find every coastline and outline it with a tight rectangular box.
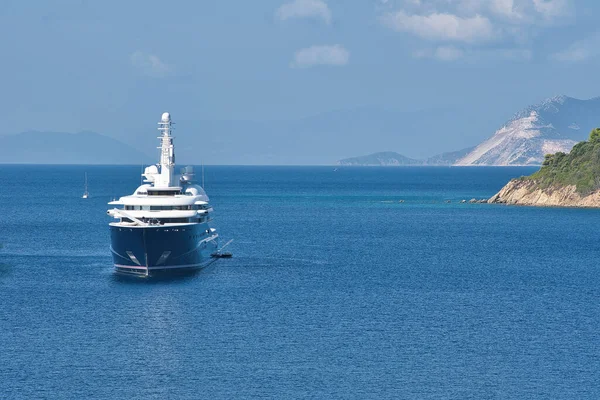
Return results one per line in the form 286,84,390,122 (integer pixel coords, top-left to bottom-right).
488,179,600,208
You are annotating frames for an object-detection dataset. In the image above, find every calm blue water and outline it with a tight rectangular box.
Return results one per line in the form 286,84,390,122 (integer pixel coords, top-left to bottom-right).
1,165,600,399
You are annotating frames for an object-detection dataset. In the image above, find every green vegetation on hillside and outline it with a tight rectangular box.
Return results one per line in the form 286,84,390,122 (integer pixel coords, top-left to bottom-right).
529,128,600,194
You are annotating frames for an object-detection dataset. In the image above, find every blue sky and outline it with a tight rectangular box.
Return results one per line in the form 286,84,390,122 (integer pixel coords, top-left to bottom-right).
1,0,600,163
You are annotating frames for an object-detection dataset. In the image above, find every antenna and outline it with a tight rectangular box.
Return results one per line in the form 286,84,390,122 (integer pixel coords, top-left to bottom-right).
202,162,205,189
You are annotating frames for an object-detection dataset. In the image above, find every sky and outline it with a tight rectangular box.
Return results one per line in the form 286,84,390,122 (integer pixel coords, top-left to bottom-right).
1,0,600,163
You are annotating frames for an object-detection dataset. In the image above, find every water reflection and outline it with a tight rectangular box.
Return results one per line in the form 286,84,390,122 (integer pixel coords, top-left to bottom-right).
110,264,217,285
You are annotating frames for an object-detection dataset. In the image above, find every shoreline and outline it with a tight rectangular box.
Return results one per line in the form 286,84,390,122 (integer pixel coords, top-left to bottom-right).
488,179,600,208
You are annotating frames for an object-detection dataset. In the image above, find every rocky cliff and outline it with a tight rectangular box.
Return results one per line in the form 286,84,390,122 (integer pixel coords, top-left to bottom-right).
488,179,600,207
489,128,600,207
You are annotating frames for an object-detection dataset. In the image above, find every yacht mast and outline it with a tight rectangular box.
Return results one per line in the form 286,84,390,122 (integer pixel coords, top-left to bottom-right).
156,112,175,187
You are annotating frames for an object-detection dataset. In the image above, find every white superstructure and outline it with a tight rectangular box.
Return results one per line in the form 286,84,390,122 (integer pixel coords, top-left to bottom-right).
107,112,214,228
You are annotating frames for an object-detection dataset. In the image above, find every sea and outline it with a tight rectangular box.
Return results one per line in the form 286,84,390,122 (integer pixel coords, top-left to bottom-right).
1,165,599,399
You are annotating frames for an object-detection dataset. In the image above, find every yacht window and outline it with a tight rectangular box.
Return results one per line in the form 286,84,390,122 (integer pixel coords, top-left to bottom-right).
148,190,181,196
157,218,189,223
123,205,195,211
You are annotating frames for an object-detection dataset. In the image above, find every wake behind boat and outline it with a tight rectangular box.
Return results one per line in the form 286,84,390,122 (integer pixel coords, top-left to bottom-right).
106,112,218,276
82,172,89,199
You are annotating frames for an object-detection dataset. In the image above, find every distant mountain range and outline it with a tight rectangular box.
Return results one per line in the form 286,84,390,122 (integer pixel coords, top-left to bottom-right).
2,106,484,165
141,106,486,165
4,95,599,166
338,148,473,166
0,131,152,164
340,96,600,166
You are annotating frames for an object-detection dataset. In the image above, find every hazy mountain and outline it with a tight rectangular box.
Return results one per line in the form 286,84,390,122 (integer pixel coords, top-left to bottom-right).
140,106,489,165
337,152,423,166
7,96,595,166
425,147,475,165
335,96,600,167
337,147,474,166
0,131,152,164
455,96,600,166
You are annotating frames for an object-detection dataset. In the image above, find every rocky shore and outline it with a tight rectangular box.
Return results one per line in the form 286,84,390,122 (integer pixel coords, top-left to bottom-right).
488,179,600,208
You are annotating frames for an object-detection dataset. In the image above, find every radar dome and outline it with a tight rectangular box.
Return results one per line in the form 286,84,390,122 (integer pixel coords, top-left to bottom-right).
161,112,171,122
144,165,158,175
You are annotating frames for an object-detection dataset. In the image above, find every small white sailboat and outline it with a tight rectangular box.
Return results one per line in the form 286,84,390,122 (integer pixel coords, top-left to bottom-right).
82,173,89,199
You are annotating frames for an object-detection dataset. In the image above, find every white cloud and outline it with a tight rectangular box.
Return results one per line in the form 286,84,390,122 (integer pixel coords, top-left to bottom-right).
381,11,495,43
532,0,571,19
491,0,524,21
381,0,575,62
551,35,599,62
130,51,170,77
385,0,572,25
291,45,349,68
276,0,332,24
552,47,589,62
455,0,485,14
415,46,532,62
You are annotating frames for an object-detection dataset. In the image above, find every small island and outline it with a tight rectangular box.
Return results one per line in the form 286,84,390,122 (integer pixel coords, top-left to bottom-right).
489,128,600,207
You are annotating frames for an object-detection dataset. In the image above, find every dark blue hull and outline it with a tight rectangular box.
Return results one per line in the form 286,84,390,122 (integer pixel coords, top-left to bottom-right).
109,223,218,276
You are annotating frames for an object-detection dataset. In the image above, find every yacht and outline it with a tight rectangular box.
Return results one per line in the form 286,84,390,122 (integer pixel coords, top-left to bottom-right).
107,112,219,276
